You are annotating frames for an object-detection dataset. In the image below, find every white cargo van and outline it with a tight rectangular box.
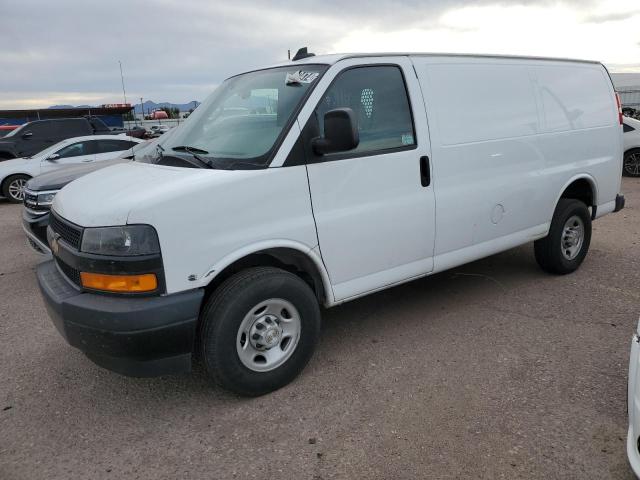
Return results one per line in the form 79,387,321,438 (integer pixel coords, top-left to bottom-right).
37,51,625,395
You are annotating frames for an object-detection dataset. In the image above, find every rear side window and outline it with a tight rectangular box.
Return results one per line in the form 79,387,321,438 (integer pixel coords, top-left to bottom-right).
315,66,415,155
95,139,137,153
534,66,614,132
624,123,635,133
51,119,89,136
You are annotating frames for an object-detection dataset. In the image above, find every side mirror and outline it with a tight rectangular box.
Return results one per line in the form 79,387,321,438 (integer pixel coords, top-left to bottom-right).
47,153,60,161
22,131,33,139
312,108,359,155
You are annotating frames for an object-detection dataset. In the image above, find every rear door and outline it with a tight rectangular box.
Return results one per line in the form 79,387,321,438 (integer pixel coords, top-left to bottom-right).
303,58,435,301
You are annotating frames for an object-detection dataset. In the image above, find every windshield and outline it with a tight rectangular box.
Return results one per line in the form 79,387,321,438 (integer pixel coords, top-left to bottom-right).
159,65,327,168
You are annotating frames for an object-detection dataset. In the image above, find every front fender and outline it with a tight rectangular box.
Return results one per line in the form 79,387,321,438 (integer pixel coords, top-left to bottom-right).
200,239,335,306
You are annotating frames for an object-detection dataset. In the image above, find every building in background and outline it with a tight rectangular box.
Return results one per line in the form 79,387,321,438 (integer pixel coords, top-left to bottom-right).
0,104,134,128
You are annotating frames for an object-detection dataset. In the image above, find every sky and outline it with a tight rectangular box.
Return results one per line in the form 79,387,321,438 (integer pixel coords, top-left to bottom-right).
1,0,640,109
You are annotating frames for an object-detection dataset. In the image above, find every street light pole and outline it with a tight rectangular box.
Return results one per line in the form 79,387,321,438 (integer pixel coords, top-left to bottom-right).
118,60,128,105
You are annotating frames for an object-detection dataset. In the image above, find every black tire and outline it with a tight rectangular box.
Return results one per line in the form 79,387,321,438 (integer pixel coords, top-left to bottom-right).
2,174,30,203
534,198,592,274
623,149,640,177
199,267,321,396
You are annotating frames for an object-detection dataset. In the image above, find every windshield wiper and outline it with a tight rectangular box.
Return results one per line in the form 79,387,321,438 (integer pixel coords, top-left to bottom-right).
225,160,264,170
171,145,214,169
155,143,165,159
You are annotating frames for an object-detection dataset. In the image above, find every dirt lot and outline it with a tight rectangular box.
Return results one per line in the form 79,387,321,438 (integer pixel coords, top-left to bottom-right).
0,178,638,480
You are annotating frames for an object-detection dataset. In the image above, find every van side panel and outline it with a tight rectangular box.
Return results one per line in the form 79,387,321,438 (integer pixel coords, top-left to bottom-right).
413,58,546,257
413,57,621,267
532,63,622,215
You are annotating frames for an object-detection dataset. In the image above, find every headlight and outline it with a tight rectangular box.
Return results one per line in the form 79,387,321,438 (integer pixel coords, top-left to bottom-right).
80,225,160,256
37,191,57,206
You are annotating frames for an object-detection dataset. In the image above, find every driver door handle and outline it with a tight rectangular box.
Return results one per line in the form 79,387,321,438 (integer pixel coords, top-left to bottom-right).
420,156,431,187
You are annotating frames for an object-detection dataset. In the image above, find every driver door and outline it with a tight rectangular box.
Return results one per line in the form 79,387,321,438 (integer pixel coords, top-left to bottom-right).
41,140,97,174
303,58,436,302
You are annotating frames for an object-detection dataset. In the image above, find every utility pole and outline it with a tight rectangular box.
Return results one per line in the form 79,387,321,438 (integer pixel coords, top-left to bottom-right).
118,61,128,105
140,97,144,123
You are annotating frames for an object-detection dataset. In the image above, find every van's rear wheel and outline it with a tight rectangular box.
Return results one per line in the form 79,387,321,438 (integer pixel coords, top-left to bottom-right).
623,149,640,177
534,199,592,274
199,267,321,396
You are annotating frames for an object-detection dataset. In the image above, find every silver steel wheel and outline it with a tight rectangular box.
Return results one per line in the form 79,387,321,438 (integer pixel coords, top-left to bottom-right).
236,298,301,372
8,178,27,201
561,215,584,261
625,152,640,176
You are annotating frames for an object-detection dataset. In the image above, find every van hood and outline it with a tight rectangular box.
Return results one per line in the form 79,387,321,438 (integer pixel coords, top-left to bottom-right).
52,162,245,226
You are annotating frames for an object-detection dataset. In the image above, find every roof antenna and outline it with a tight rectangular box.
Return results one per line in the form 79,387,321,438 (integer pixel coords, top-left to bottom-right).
292,47,315,61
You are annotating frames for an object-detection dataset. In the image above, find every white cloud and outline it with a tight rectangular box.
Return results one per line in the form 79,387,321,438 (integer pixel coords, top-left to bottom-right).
1,0,640,109
333,1,640,70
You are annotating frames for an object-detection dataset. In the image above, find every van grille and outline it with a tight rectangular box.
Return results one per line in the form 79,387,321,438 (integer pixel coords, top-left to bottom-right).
55,258,81,287
50,213,83,250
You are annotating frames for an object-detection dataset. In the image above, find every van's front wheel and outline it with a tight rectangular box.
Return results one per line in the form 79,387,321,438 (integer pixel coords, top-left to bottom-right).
534,199,592,274
199,267,321,396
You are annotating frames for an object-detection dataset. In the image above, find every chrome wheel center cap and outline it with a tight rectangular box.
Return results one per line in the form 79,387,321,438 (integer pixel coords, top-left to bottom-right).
565,230,578,246
249,315,282,350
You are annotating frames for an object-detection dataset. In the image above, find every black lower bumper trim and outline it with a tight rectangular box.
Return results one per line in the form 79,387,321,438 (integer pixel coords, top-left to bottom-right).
615,194,625,213
37,259,204,377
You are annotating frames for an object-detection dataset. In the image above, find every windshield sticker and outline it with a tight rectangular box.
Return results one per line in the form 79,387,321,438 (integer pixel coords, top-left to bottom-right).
286,70,320,85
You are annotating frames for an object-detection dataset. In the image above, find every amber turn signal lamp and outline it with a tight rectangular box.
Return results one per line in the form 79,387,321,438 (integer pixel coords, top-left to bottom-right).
80,272,158,292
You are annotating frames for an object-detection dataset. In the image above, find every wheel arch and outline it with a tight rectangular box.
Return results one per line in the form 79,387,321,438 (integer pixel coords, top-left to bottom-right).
1,172,33,195
624,147,640,155
554,174,598,219
202,241,334,307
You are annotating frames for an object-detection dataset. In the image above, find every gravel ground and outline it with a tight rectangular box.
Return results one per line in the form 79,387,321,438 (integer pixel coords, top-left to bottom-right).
0,178,638,480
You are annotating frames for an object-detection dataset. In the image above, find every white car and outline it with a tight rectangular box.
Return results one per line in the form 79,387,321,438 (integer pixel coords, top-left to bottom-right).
623,116,640,177
147,125,171,137
37,52,624,396
0,134,143,202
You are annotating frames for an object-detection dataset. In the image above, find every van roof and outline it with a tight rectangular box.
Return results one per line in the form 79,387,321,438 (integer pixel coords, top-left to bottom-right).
268,52,602,68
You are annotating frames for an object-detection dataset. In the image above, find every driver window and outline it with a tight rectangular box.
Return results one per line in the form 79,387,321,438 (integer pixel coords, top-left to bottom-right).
56,142,87,158
316,66,416,155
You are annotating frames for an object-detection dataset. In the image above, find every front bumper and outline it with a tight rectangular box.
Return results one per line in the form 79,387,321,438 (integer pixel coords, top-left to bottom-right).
22,208,50,254
37,259,204,377
628,332,640,477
